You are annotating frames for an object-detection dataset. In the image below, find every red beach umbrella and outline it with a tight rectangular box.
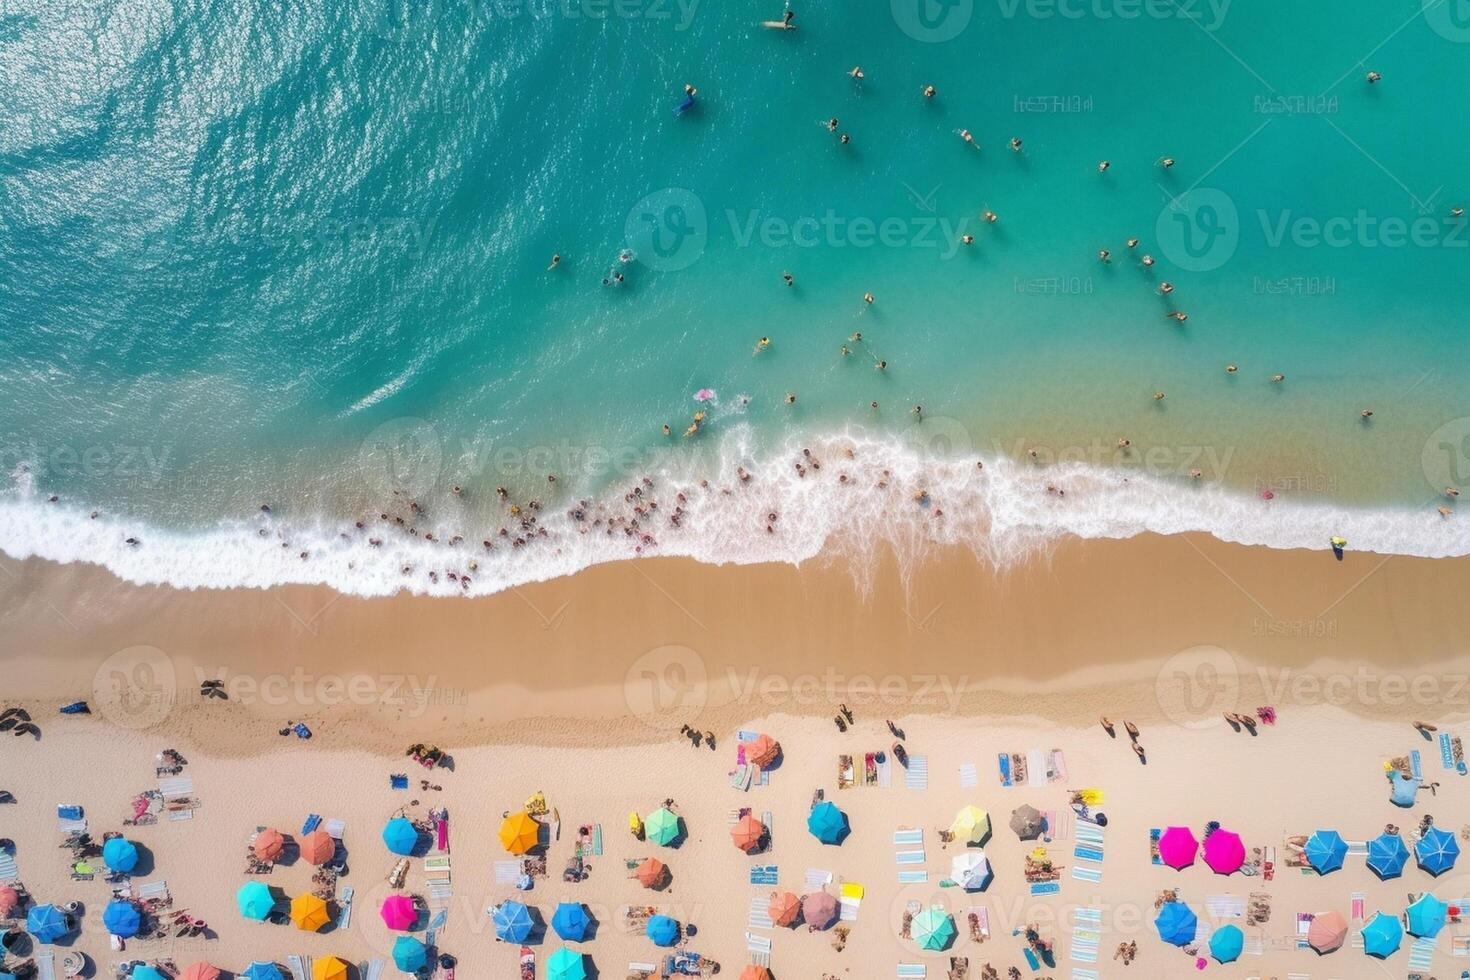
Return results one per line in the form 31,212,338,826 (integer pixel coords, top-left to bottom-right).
731,814,767,853
253,828,287,861
767,891,801,927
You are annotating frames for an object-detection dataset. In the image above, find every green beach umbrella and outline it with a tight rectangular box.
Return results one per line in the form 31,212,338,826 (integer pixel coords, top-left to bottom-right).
644,807,681,847
547,947,587,980
237,881,275,920
913,906,956,951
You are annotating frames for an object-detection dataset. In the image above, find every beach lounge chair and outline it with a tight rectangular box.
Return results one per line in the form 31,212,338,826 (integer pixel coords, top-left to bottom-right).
36,952,56,980
362,960,384,980
286,955,308,980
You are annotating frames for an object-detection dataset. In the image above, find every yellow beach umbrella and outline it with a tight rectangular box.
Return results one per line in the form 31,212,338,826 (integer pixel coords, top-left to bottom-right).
950,806,991,844
500,811,541,855
289,894,330,932
312,956,349,980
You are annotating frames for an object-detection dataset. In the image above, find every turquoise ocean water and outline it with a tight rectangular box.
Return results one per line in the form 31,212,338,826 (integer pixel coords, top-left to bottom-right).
2,0,1469,594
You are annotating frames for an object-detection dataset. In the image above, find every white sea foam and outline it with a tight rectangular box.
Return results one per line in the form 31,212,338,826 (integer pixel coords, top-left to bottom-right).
0,425,1465,597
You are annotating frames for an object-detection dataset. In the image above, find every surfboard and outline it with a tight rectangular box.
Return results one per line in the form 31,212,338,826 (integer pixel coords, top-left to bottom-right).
759,20,795,29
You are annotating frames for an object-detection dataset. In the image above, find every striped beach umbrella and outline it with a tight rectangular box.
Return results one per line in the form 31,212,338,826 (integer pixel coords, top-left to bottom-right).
644,808,681,847
1415,826,1460,876
1367,832,1409,879
1209,923,1243,962
237,881,275,920
1304,830,1347,874
392,936,427,973
1361,911,1403,957
102,837,140,873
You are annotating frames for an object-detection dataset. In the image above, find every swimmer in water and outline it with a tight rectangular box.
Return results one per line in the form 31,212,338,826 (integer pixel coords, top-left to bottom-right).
1166,311,1188,322
827,117,839,132
1126,238,1139,249
1226,364,1238,374
863,292,874,305
1153,391,1165,401
1098,160,1110,173
840,133,850,145
548,253,561,270
1360,409,1374,419
1098,248,1111,263
1158,282,1174,295
875,360,887,371
754,337,771,354
783,6,794,25
782,270,795,286
922,84,936,99
785,392,796,404
1453,207,1465,218
840,345,850,356
1271,373,1286,383
684,83,697,98
1141,254,1155,267
960,129,976,146
1157,156,1176,168
912,405,923,420
982,210,997,223
1009,137,1023,152
662,424,671,436
849,66,864,80
1366,70,1381,83
961,234,974,246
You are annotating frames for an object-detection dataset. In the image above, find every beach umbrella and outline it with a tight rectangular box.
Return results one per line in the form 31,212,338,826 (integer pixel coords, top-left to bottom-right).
913,906,957,951
768,891,802,927
492,900,534,942
291,894,330,932
1415,826,1460,876
1157,826,1198,870
383,817,419,856
1307,910,1348,953
731,814,766,853
1208,923,1243,963
551,902,590,941
238,881,275,920
26,904,68,943
180,964,221,980
1406,893,1448,938
103,837,140,873
499,811,541,855
1304,830,1347,874
1361,911,1403,957
1009,805,1043,840
547,948,586,980
807,801,849,844
1367,832,1410,879
646,914,679,946
950,851,990,891
312,956,348,980
1203,829,1245,875
0,886,18,916
253,828,286,862
748,734,781,768
130,967,167,980
299,829,335,865
644,807,681,847
242,963,284,980
950,806,991,845
103,899,142,938
801,892,839,930
1154,902,1197,946
739,969,772,980
392,936,428,973
380,894,417,931
634,857,668,889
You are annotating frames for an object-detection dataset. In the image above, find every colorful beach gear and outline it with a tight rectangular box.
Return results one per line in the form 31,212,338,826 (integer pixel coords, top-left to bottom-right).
731,814,766,853
801,892,839,930
499,811,541,855
1406,893,1448,938
1415,825,1460,875
102,837,140,872
1157,826,1198,870
913,906,956,951
130,967,167,980
1361,911,1403,957
382,817,419,856
807,801,849,844
291,894,330,932
646,914,679,946
949,805,990,845
951,851,990,891
634,857,668,889
1202,828,1245,874
103,900,142,938
748,734,781,768
180,963,221,980
1154,902,1197,946
1367,832,1409,879
492,901,534,942
312,956,349,980
1307,910,1348,953
644,807,681,847
768,891,801,927
1009,804,1043,840
547,947,587,980
237,881,275,920
392,936,428,973
299,829,335,865
1209,923,1243,963
253,828,286,861
1304,829,1348,874
26,904,68,943
380,894,417,931
242,963,284,980
551,902,590,941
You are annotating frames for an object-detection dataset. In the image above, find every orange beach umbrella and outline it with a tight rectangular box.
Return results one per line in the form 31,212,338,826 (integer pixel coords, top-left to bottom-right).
299,829,335,865
290,894,330,932
731,814,766,853
635,857,668,889
312,956,349,980
253,828,286,861
767,891,801,927
499,811,540,855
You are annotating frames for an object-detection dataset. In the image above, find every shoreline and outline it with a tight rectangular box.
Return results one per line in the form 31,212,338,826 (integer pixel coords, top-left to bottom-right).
7,531,1470,757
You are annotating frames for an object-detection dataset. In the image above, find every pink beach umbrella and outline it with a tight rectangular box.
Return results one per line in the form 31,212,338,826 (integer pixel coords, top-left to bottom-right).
180,964,221,980
1203,829,1246,875
1158,826,1199,870
380,895,417,931
0,886,18,917
1307,910,1348,954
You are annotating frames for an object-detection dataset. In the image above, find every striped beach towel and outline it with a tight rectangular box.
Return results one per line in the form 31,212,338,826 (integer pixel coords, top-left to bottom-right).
1030,881,1061,895
1411,749,1424,778
997,753,1012,787
749,865,778,886
747,896,773,929
1074,846,1104,862
1071,865,1102,883
898,870,929,883
804,869,832,890
905,756,929,790
494,861,521,883
1442,732,1456,768
745,932,772,953
896,965,926,978
1206,895,1244,918
0,851,17,883
896,850,926,865
1070,907,1102,963
959,762,977,788
1409,935,1437,969
893,829,924,846
1070,971,1099,980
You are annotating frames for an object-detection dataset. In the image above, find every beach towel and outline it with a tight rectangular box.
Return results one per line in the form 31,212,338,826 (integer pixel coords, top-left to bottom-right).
1442,731,1456,768
287,955,308,980
893,829,924,846
324,818,346,839
959,762,977,788
1351,892,1365,920
877,756,892,788
896,850,926,865
1049,749,1068,782
749,865,778,885
1149,828,1162,864
1411,749,1423,778
302,814,321,834
998,754,1012,787
745,932,772,953
1070,971,1099,980
1409,935,1437,970
1074,846,1104,862
1030,881,1061,895
1026,750,1046,786
1205,895,1244,917
898,870,929,883
34,953,54,980
747,896,773,929
0,850,17,882
896,965,926,978
1070,907,1101,963
905,755,929,790
804,869,833,889
495,861,521,883
336,885,354,929
362,961,383,980
1071,865,1101,883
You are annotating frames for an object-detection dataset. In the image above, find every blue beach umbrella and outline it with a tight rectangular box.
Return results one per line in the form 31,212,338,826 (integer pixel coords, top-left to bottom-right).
1367,832,1409,879
807,802,850,845
492,901,534,942
551,902,590,941
1361,911,1403,958
646,914,679,947
1209,923,1244,963
26,904,69,943
1406,893,1448,938
103,899,142,938
131,967,168,980
382,817,419,855
242,963,285,980
103,837,140,873
1415,826,1460,876
1304,829,1348,874
237,881,275,920
1154,902,1197,947
546,947,587,980
392,935,428,973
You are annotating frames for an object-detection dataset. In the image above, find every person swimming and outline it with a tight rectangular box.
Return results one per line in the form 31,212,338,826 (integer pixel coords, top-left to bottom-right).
1009,137,1023,152
1141,254,1155,267
754,337,771,354
959,129,976,146
863,292,874,305
1098,249,1111,263
1226,364,1238,374
922,84,936,99
675,84,697,116
840,133,850,145
548,253,561,270
1158,282,1174,295
827,117,839,132
1098,160,1110,172
849,66,864,79
1366,70,1382,83
982,209,997,223
961,234,974,246
782,270,795,286
1157,156,1175,168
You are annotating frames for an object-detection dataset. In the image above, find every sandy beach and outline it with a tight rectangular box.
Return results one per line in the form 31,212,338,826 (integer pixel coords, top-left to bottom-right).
4,536,1470,979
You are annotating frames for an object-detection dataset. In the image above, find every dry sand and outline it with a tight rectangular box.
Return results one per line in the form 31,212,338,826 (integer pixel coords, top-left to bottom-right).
4,533,1470,979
